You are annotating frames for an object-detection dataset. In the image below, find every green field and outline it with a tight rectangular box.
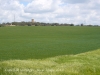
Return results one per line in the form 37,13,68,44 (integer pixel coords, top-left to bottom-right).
0,26,100,75
0,26,100,60
0,49,100,75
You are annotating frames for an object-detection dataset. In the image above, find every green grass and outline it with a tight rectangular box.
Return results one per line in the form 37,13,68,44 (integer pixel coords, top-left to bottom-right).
0,49,100,75
0,26,100,60
0,26,100,75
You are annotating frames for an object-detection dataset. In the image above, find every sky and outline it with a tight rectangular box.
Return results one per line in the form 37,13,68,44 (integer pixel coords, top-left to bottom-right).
0,0,100,25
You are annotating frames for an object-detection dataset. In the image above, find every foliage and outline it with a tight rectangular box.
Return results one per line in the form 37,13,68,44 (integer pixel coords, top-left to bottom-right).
81,23,84,26
0,24,4,27
0,22,74,26
0,49,100,75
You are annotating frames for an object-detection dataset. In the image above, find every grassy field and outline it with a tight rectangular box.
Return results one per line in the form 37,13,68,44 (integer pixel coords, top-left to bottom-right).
0,49,100,75
0,26,100,60
0,26,100,75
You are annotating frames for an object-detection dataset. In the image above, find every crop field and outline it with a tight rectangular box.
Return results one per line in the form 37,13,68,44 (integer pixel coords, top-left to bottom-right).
0,26,100,75
0,26,100,60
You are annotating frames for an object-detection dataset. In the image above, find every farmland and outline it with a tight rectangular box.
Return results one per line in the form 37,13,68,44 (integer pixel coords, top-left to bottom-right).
0,26,100,60
0,26,100,75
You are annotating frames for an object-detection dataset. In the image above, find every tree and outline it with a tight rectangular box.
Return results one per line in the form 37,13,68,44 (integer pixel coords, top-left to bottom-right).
70,24,74,26
81,23,83,26
12,22,17,25
27,23,31,26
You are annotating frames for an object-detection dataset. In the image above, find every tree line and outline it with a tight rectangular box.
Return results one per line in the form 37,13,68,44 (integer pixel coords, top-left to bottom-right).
0,22,74,27
0,21,99,27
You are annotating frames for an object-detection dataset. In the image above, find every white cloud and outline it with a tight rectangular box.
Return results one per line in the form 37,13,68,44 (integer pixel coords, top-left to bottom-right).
62,0,90,4
0,0,100,25
0,0,24,22
24,0,60,13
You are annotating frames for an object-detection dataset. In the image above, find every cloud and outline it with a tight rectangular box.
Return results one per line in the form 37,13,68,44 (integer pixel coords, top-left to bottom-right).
62,0,90,4
0,0,100,25
0,0,25,22
24,0,61,13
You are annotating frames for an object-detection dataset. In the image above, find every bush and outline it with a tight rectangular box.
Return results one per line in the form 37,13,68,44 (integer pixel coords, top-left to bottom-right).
0,25,4,27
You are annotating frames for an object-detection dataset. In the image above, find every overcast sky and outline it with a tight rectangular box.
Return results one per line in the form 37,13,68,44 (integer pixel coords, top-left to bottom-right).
0,0,100,25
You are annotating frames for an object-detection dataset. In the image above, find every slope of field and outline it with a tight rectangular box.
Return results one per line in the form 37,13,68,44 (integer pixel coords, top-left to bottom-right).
0,49,100,75
0,26,100,60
